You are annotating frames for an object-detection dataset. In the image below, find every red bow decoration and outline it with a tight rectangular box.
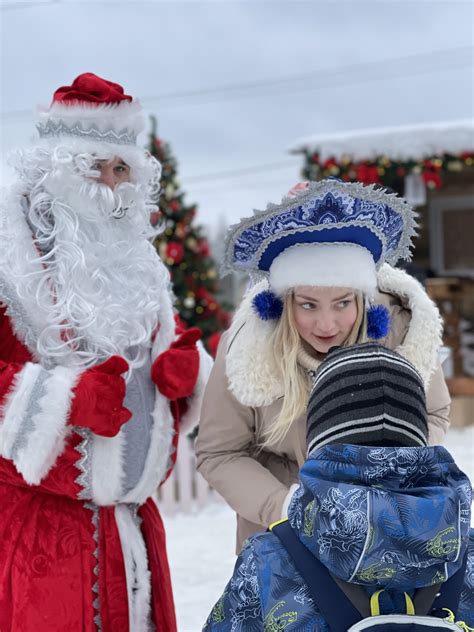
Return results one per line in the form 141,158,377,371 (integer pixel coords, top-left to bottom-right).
53,73,132,105
151,328,201,400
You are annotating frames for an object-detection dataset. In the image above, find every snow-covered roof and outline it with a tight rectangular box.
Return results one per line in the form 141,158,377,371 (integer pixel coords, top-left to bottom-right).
289,119,474,162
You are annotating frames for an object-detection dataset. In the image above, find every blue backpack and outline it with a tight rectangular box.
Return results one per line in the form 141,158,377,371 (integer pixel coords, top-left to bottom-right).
271,520,469,632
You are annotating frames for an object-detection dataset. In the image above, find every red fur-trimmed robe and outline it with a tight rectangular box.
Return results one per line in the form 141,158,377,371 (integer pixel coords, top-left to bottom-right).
0,188,213,632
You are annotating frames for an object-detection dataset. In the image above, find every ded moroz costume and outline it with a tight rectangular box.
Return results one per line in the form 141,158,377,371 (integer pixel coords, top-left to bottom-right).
0,73,212,632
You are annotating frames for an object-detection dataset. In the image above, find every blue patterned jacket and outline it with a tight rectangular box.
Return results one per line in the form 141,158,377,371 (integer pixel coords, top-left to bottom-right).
204,445,474,631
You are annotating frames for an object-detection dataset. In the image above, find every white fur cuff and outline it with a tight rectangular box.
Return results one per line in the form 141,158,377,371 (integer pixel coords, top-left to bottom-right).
1,363,81,485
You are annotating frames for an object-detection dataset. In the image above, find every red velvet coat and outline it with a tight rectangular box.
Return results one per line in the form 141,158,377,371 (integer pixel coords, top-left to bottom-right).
0,190,213,632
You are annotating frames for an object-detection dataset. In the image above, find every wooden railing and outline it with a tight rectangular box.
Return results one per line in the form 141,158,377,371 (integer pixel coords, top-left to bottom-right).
157,432,224,514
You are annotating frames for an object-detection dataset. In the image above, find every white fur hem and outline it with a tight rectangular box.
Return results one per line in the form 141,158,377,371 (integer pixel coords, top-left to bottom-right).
90,430,126,505
270,243,377,297
115,504,151,631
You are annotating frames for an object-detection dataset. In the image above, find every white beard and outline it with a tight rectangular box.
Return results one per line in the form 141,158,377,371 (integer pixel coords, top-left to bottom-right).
27,175,169,370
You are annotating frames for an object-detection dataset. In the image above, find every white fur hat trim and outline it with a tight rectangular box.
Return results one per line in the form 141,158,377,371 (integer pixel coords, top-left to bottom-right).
37,101,144,146
269,243,377,297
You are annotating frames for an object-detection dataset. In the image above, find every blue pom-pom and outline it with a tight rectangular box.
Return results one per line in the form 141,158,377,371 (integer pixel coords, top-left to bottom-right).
252,290,283,321
367,304,390,339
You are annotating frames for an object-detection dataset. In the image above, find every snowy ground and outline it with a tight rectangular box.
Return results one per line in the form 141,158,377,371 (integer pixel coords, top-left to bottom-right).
163,426,474,632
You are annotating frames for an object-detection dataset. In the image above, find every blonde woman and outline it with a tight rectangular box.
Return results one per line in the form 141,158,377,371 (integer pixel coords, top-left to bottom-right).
195,179,450,552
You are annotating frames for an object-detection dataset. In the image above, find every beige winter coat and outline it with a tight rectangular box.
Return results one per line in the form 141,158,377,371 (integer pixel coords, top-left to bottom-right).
195,265,451,552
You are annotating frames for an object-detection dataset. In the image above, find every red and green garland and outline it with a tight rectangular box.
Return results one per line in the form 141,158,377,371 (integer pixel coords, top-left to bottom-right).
303,151,474,192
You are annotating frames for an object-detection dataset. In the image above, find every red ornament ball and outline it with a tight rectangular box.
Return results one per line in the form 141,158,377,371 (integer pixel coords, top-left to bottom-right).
198,240,210,257
165,241,185,264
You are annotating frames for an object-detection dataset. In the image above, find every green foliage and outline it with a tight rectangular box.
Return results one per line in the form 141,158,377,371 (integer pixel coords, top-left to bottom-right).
148,117,231,354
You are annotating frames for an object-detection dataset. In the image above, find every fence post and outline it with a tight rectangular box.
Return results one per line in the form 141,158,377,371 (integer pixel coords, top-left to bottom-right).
157,431,222,514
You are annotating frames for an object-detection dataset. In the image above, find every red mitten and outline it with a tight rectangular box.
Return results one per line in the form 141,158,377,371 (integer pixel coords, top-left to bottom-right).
69,356,132,437
151,327,201,400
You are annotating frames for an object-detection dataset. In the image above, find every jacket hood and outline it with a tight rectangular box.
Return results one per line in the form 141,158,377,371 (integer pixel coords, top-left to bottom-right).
288,445,471,590
225,264,443,407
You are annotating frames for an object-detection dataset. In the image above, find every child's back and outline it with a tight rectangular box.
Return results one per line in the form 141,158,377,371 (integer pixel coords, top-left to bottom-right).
204,345,474,631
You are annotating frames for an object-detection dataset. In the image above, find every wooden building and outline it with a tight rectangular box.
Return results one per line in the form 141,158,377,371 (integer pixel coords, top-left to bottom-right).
289,120,474,421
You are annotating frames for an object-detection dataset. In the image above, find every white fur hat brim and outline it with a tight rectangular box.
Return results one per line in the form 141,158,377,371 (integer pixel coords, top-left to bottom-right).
37,100,144,147
269,243,377,297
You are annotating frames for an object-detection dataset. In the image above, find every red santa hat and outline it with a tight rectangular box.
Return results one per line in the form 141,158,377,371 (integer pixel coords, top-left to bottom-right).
35,73,148,171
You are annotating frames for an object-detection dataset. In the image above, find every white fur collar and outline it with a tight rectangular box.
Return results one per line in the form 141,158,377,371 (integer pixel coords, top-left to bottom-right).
225,264,442,406
376,263,443,387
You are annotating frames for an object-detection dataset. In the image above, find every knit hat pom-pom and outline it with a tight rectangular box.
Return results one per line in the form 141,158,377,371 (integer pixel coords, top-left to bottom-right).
252,290,283,320
367,304,391,339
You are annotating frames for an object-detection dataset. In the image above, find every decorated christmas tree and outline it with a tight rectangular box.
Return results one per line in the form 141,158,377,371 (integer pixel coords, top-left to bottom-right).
148,117,230,356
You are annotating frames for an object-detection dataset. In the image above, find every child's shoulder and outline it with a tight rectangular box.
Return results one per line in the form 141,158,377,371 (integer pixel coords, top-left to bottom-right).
244,529,301,581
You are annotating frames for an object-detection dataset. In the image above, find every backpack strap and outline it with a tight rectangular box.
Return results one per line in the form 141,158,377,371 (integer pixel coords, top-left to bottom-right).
270,519,362,632
270,519,469,630
412,583,443,615
330,573,371,617
334,573,443,617
431,549,469,614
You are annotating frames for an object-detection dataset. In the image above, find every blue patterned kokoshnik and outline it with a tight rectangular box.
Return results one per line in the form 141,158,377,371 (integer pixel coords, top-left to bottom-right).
222,179,417,278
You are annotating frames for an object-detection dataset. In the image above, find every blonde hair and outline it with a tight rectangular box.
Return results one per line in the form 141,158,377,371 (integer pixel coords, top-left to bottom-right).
261,291,367,448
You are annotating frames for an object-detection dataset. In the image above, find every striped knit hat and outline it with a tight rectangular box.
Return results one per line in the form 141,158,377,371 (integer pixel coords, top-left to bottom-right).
306,343,428,455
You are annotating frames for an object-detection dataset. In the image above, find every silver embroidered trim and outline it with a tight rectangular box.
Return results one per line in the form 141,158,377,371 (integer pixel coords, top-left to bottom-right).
222,179,418,276
36,121,137,146
75,427,94,500
10,368,49,461
85,501,102,632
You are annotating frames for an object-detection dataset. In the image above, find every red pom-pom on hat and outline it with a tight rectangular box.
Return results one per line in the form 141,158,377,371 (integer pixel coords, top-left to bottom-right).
53,73,133,105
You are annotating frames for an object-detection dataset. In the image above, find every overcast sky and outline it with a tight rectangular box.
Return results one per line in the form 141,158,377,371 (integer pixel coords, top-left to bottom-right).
1,0,473,237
